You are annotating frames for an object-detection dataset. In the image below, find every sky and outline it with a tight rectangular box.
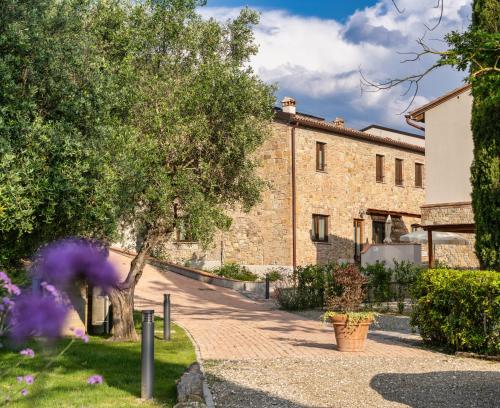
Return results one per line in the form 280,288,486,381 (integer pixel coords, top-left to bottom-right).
200,0,473,132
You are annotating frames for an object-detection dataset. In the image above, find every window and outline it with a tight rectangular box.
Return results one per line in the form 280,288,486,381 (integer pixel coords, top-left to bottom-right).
415,163,424,187
176,220,195,242
312,214,328,242
395,158,404,186
376,154,384,182
316,142,326,171
372,221,385,244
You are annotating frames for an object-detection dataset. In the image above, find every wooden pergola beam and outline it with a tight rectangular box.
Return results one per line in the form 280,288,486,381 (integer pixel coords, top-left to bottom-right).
423,223,475,268
366,209,421,218
422,223,475,233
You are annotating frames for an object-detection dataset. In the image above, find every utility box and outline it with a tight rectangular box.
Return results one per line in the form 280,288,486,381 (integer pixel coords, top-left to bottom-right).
89,287,112,335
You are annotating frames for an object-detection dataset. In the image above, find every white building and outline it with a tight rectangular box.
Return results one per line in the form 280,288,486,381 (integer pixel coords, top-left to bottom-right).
406,85,478,268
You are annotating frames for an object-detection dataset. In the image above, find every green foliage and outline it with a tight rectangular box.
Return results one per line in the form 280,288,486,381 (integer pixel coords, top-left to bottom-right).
440,0,500,270
212,263,258,281
0,0,137,269
393,260,424,306
117,2,276,253
321,311,377,327
274,263,338,311
362,261,423,308
410,268,500,355
362,262,392,304
266,269,284,282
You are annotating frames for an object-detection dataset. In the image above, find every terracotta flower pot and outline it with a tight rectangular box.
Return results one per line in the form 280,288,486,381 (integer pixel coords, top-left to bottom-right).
330,314,373,352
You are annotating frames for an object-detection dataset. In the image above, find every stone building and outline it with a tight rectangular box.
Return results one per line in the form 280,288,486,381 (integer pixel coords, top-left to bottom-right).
135,98,426,272
406,85,479,268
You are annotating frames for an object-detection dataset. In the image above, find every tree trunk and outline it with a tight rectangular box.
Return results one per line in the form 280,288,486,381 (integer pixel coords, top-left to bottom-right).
108,286,138,341
108,230,159,341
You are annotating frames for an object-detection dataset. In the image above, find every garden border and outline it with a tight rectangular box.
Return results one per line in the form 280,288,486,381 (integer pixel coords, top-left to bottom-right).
110,247,266,298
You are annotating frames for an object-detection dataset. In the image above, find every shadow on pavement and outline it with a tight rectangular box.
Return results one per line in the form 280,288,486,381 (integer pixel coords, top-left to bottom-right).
370,370,500,408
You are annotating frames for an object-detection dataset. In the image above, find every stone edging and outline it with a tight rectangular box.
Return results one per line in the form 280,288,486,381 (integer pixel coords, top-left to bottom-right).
175,321,216,408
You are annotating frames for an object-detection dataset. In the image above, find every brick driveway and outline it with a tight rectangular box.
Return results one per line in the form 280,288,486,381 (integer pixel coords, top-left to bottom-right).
111,251,435,361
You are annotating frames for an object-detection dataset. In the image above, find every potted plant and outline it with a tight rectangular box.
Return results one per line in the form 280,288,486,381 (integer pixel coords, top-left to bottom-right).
322,264,375,352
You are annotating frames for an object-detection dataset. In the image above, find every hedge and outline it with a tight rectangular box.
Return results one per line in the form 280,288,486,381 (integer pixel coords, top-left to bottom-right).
410,269,499,355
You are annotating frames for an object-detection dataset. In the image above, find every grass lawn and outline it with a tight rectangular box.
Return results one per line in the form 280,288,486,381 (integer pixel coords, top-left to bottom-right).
0,313,196,407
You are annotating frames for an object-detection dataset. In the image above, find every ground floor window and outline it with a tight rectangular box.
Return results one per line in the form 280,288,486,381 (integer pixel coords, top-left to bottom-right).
372,221,385,244
312,214,329,242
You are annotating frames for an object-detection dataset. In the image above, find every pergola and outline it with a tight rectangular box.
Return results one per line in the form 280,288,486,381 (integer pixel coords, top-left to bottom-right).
422,223,476,268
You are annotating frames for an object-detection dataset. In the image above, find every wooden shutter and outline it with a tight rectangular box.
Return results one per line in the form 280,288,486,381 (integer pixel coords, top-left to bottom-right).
316,142,325,171
376,155,384,182
415,163,423,187
395,159,403,186
312,214,328,242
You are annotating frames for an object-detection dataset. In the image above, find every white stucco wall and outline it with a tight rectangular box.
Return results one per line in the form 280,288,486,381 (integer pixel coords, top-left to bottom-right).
362,126,425,148
361,243,422,268
425,90,473,204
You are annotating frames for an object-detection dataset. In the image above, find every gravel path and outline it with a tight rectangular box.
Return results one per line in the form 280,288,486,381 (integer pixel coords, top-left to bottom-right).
205,356,500,408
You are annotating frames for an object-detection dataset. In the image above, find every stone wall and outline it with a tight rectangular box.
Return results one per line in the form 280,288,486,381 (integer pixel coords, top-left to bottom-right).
421,202,479,269
294,125,425,265
120,120,425,270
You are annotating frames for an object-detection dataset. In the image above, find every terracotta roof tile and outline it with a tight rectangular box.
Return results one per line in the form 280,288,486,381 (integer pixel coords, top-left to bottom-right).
277,112,425,154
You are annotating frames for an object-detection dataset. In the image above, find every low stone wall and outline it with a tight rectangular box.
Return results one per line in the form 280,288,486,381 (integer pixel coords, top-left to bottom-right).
150,259,267,298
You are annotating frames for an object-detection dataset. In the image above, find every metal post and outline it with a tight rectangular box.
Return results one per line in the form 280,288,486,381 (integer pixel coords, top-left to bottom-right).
265,273,270,300
163,294,171,341
141,310,154,400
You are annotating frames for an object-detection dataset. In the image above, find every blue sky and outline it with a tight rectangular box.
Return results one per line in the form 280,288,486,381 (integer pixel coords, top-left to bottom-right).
206,1,379,22
201,0,472,132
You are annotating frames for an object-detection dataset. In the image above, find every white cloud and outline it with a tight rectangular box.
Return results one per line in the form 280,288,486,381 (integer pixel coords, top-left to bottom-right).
200,1,471,130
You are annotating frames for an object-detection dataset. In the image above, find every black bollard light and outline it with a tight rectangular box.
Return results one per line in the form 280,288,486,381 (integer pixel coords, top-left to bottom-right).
141,310,154,400
265,273,270,300
163,294,171,341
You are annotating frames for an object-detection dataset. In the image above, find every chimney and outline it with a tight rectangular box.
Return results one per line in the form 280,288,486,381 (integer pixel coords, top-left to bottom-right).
281,97,296,115
333,117,345,127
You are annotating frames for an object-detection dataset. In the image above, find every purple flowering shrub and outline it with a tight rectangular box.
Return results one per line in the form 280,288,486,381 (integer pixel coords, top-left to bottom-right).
0,238,116,403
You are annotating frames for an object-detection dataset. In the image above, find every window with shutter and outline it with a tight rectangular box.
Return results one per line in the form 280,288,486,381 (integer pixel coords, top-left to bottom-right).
395,158,403,186
312,214,328,242
376,154,384,182
415,163,423,187
316,142,326,171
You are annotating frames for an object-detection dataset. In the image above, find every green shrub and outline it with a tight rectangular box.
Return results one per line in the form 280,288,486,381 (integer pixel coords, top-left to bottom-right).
362,262,393,304
274,263,338,310
212,263,258,281
266,268,284,282
410,268,500,355
393,260,424,311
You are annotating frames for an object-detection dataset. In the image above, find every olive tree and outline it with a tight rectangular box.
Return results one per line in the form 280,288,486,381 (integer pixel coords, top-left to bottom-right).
109,1,275,340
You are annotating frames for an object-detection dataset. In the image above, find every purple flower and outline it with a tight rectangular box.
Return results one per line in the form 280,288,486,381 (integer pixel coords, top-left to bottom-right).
9,294,68,343
40,282,60,298
2,297,14,308
16,376,23,383
72,328,89,343
4,283,20,296
19,348,35,358
24,375,34,385
0,271,11,285
20,389,28,396
33,239,118,291
0,272,20,296
87,375,103,385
